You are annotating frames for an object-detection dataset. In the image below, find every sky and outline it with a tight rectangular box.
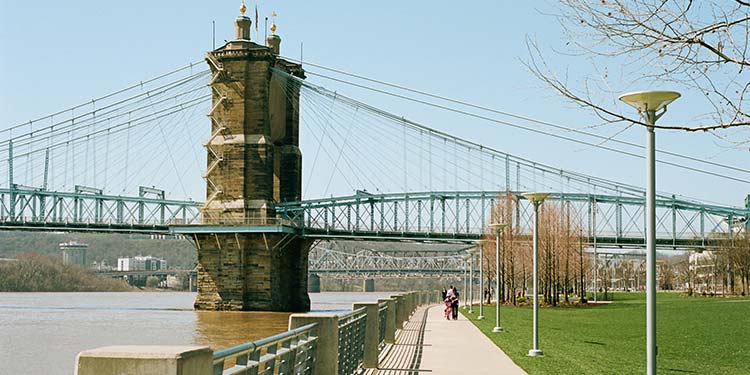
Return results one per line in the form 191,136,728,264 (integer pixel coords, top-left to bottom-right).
1,1,748,207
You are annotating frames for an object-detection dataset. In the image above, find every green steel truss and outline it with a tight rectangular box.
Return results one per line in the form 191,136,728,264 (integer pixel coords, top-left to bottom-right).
277,191,750,249
1,186,746,250
0,185,201,233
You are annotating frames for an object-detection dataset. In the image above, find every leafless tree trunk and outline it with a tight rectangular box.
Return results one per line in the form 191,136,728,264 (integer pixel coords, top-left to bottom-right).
579,228,587,303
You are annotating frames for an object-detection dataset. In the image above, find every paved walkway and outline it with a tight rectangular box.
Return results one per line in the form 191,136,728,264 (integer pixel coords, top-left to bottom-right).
367,305,527,374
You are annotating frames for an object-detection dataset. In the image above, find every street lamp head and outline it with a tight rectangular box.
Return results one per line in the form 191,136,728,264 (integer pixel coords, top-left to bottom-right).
521,192,550,203
618,90,681,113
489,223,507,232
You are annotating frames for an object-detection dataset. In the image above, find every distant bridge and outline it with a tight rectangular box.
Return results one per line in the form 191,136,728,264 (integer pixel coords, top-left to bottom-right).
308,247,467,278
95,269,196,278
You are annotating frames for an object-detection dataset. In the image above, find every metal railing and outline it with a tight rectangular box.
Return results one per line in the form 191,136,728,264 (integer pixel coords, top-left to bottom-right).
185,216,299,227
0,187,201,228
337,307,367,375
73,292,433,375
212,323,318,375
0,215,191,226
378,302,388,350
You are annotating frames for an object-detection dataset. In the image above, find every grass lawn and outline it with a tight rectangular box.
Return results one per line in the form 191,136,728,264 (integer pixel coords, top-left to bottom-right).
462,293,750,374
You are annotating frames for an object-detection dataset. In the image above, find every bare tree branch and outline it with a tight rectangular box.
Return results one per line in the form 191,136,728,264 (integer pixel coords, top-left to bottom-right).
531,0,750,144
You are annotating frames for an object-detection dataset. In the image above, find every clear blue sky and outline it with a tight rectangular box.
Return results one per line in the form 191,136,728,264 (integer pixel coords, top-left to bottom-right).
1,1,747,207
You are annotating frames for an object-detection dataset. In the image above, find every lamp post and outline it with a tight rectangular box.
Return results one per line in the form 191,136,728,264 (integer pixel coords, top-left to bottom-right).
462,254,470,310
522,192,549,357
619,90,680,375
490,223,507,333
467,248,478,313
475,239,487,320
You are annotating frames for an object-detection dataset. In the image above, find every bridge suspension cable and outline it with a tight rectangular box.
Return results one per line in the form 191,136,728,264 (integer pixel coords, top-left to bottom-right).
275,56,750,183
3,61,205,134
1,62,211,200
273,68,731,205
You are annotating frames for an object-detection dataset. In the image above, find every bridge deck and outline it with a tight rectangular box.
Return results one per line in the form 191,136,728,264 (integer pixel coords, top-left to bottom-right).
369,305,526,374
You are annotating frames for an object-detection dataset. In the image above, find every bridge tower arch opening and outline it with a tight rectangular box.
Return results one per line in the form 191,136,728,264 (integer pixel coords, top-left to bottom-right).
192,6,311,311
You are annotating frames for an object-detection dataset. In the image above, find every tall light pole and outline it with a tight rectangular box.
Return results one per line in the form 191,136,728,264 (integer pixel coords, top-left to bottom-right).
593,199,598,303
522,192,549,357
490,223,507,333
467,248,478,313
475,239,487,320
619,90,680,375
462,254,470,310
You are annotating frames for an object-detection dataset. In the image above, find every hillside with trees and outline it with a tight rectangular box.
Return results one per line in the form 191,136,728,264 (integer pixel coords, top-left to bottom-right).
0,253,132,292
0,231,196,269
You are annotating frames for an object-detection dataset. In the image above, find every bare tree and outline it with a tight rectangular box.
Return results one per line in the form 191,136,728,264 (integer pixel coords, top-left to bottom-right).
528,0,750,146
726,234,750,295
675,253,696,294
659,260,677,290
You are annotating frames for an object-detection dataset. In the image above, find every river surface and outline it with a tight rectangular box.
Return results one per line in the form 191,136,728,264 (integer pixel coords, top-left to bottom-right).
0,291,396,375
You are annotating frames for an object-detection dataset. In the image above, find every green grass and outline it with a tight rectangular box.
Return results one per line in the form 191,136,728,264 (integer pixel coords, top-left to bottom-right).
462,293,750,374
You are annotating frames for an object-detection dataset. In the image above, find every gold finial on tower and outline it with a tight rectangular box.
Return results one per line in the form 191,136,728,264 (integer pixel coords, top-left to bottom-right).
270,11,277,33
240,1,247,16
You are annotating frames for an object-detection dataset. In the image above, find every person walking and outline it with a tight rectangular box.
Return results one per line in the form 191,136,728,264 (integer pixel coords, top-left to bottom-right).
441,287,447,301
444,287,455,320
450,286,460,320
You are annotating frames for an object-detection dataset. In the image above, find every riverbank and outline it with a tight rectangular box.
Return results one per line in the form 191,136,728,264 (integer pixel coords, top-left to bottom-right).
0,253,131,292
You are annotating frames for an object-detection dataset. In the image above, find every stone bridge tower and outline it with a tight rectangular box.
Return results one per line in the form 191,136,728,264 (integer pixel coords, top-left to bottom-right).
192,5,310,311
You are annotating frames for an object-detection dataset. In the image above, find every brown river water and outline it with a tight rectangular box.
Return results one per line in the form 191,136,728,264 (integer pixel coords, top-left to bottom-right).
0,291,397,374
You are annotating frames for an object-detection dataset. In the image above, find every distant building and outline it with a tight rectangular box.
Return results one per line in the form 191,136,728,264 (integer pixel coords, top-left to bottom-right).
117,257,130,271
117,255,167,271
166,275,183,289
689,251,716,292
60,241,88,267
91,260,112,271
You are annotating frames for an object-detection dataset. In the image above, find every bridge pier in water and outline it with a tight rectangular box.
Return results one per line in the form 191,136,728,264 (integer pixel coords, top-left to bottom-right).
308,273,321,293
191,11,310,311
193,234,311,311
363,278,376,292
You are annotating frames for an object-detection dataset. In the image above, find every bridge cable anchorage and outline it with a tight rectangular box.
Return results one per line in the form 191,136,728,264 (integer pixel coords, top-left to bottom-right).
277,55,750,179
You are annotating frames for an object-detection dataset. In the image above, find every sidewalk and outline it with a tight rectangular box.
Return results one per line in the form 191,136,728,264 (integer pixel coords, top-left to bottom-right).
368,305,527,374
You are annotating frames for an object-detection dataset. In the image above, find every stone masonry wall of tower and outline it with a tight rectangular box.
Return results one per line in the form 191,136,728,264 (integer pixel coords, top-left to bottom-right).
193,13,310,311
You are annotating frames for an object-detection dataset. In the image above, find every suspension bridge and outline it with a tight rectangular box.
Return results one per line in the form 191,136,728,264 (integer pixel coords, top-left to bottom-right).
2,10,748,310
